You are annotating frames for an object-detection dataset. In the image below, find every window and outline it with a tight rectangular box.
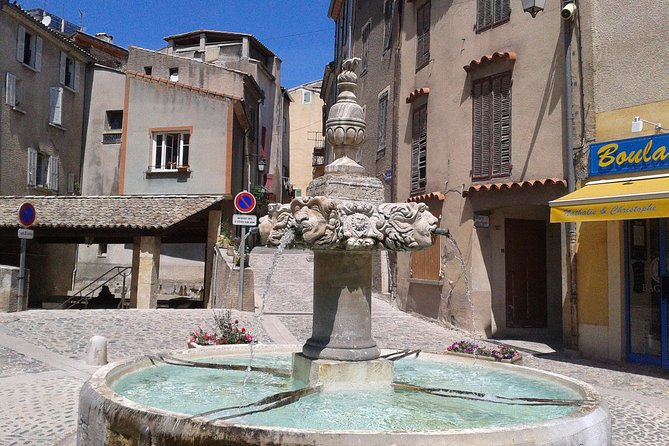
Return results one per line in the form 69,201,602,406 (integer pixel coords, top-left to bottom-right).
151,131,190,171
16,25,42,71
105,110,123,130
416,1,430,69
97,244,108,257
377,91,389,159
477,0,511,32
411,106,427,194
49,87,63,126
60,52,80,91
384,0,394,51
5,73,22,109
169,68,179,82
472,72,512,180
361,21,371,73
144,66,152,75
303,90,312,104
103,110,123,144
27,148,58,190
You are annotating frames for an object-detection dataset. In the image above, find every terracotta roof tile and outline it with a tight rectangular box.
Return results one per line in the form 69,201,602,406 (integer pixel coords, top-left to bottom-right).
464,51,516,72
0,195,224,230
464,178,566,196
407,191,445,202
406,87,430,104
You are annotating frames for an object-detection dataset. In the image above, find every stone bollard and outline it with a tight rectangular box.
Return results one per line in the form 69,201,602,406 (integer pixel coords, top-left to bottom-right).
85,335,108,366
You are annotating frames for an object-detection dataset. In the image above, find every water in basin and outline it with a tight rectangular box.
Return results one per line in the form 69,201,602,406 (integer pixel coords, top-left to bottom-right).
113,353,582,432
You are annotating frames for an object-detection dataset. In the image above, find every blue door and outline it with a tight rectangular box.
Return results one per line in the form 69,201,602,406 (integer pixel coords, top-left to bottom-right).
625,219,669,368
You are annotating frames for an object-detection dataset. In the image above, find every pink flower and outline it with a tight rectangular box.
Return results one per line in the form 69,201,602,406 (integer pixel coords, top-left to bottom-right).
241,327,246,333
245,334,253,342
235,320,239,324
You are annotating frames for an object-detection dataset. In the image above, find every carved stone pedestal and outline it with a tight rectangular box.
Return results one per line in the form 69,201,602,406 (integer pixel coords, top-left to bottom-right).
302,250,380,360
292,353,393,391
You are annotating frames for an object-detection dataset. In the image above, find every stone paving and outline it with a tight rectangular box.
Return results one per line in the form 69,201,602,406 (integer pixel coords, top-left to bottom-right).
0,248,667,445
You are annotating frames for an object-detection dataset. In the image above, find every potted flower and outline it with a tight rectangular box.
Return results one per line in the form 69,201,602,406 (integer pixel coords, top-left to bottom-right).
188,310,254,348
444,340,521,364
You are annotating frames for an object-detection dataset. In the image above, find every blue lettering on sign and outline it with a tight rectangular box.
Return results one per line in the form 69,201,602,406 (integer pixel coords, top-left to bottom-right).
589,133,669,176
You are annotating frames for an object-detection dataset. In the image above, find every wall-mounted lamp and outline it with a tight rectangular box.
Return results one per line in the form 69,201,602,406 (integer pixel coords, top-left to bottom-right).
521,0,546,17
631,116,666,134
257,159,266,173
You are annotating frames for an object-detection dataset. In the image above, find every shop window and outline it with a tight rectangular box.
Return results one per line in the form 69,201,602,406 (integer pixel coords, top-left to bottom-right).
476,0,510,32
472,72,511,180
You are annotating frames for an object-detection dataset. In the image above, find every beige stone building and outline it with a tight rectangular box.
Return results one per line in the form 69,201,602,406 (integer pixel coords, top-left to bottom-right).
0,1,93,305
322,0,669,370
287,80,323,198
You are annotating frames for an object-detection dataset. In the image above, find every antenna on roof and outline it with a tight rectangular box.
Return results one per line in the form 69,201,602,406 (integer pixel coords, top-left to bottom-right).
78,9,84,31
41,15,52,27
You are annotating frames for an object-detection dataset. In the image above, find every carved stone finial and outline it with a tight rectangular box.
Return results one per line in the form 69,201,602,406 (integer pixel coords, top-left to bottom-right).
325,57,366,175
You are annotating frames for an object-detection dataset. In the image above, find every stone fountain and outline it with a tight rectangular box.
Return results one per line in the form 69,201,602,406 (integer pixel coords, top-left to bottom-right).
77,59,610,446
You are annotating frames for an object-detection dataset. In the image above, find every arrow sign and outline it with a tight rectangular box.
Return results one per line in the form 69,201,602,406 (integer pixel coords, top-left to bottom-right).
234,191,256,214
18,202,36,227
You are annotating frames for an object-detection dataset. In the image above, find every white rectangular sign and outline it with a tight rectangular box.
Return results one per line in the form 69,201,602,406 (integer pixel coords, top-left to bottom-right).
233,214,258,226
17,228,34,239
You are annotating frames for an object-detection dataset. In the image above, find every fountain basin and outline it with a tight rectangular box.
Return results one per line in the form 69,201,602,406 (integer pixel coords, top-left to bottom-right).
78,345,610,445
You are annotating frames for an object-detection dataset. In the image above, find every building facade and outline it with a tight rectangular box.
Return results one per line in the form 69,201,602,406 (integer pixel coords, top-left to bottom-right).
550,0,669,368
287,80,323,198
0,1,92,304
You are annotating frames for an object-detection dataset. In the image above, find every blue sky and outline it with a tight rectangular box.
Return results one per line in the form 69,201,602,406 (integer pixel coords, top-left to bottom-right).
21,0,334,88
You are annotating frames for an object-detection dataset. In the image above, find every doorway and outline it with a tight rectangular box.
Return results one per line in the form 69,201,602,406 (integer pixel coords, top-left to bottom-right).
625,219,669,368
505,219,547,328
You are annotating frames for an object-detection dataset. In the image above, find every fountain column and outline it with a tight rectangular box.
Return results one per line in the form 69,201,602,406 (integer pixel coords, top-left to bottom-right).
301,58,384,362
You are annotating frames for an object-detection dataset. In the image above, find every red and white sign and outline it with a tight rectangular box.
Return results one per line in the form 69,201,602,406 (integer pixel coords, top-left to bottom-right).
234,191,256,214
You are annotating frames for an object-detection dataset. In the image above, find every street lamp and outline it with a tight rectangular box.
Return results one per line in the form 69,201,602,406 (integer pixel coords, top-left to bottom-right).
257,159,266,173
521,0,546,17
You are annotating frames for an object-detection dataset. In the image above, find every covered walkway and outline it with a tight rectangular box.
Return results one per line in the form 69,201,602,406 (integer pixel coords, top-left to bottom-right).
0,195,224,308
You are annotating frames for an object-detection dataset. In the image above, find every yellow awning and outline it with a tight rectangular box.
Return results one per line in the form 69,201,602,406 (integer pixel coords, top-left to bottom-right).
549,175,669,222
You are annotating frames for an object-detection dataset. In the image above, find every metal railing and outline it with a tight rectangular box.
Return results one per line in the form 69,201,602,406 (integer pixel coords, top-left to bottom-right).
61,266,130,309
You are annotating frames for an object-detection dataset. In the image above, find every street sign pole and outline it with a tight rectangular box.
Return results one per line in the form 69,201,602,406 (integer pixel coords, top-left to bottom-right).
17,238,26,312
237,226,247,311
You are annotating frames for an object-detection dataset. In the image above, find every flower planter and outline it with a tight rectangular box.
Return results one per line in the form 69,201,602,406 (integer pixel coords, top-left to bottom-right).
443,349,522,364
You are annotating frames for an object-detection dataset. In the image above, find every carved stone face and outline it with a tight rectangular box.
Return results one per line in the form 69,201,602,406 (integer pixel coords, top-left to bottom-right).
413,210,439,248
294,205,328,244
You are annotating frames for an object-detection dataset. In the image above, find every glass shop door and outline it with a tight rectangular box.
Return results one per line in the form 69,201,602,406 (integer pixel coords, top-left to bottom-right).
626,219,669,368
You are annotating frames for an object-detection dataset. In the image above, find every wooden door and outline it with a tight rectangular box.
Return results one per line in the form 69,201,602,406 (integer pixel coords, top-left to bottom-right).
505,219,547,328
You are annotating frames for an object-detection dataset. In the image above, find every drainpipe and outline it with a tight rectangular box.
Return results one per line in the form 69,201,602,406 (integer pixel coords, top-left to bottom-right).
563,1,578,350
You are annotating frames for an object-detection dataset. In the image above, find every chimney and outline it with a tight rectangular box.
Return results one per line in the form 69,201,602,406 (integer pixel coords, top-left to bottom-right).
95,32,113,43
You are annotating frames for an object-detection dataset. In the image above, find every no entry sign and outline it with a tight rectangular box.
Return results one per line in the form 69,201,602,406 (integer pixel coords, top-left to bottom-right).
234,191,256,214
18,202,36,227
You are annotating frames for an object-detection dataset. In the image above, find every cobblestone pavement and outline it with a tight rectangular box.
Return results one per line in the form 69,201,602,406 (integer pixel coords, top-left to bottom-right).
0,248,667,445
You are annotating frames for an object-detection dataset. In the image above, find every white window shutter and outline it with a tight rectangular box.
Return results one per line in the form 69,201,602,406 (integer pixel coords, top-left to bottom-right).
48,156,59,191
59,52,66,85
67,173,76,194
27,148,37,186
5,73,16,106
34,37,42,72
73,61,81,92
50,87,63,125
16,25,25,62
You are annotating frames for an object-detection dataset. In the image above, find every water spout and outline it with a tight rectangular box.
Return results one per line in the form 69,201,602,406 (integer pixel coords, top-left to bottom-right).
432,227,450,237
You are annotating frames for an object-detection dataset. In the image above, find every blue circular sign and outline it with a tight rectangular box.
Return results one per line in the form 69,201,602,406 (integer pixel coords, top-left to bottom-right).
234,191,256,214
18,202,36,227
